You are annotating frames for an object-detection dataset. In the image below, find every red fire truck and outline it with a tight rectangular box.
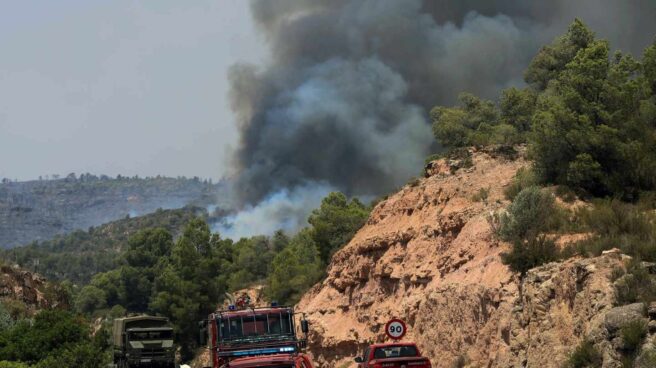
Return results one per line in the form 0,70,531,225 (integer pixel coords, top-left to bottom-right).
199,303,314,368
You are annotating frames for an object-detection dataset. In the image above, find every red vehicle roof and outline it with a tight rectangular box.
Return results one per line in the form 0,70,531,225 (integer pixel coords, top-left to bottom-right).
218,307,292,319
227,354,296,367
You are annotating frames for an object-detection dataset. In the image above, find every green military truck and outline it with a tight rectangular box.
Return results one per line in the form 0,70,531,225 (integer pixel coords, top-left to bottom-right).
112,315,177,368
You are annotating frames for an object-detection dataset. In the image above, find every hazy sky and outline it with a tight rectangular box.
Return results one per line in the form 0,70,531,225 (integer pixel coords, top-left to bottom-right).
0,1,266,181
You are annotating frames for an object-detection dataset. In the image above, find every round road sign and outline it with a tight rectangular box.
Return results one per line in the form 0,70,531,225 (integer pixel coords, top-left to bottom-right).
385,318,407,340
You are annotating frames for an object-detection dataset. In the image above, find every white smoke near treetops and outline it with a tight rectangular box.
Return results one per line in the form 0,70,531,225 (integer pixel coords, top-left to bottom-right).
216,182,335,239
220,0,656,238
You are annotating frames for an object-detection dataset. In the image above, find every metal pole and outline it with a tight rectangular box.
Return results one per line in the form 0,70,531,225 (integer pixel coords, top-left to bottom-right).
266,313,270,335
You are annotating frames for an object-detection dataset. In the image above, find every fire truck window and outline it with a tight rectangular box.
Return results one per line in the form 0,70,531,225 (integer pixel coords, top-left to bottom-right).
280,313,292,334
268,314,281,334
253,315,268,335
244,316,266,336
222,318,243,338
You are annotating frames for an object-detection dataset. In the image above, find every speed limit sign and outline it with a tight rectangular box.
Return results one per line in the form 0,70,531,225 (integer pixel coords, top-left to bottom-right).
385,318,407,340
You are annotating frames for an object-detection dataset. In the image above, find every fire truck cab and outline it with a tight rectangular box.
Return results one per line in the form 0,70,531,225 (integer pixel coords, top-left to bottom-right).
199,303,313,368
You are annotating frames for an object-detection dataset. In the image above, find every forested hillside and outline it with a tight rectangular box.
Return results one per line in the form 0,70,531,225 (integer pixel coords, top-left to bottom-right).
62,192,369,360
0,174,221,248
0,207,205,285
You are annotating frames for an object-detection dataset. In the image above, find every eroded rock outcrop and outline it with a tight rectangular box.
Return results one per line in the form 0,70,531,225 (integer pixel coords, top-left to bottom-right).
297,150,634,367
0,264,68,311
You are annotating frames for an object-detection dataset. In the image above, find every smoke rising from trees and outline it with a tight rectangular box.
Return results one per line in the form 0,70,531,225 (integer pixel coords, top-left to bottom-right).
223,0,656,237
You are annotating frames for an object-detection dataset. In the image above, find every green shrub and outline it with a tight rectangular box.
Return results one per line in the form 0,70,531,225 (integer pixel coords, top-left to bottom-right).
499,186,558,241
0,309,108,366
75,285,107,315
615,259,656,305
424,153,442,165
635,349,656,367
575,200,656,261
471,187,490,202
33,340,108,368
610,266,625,282
566,339,602,368
501,236,560,276
579,200,653,238
555,185,578,203
109,305,126,319
0,300,27,322
489,144,520,160
504,168,538,201
0,362,29,368
620,319,648,353
0,304,14,333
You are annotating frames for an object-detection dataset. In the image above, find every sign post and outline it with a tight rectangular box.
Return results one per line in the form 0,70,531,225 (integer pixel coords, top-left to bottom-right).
384,318,407,341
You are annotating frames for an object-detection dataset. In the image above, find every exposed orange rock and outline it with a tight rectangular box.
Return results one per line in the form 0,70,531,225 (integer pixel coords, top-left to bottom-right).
0,264,68,312
297,150,631,367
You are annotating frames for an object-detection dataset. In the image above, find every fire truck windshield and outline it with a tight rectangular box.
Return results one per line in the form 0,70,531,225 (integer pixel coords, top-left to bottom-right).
219,311,294,341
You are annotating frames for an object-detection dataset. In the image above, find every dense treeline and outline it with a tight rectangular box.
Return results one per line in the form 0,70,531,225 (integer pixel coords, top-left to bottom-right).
72,191,369,359
432,19,656,200
1,207,204,284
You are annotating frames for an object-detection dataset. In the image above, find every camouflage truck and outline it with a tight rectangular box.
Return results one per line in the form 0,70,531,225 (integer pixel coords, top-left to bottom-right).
113,315,177,368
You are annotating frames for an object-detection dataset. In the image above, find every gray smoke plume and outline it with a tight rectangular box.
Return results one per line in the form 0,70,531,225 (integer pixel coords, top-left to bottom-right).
223,0,656,236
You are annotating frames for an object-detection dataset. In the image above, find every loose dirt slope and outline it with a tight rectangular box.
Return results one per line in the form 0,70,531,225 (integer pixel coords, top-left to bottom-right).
297,150,628,367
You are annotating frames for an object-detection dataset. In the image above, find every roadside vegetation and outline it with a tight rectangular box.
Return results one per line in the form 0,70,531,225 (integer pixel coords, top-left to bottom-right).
0,305,109,367
56,191,369,360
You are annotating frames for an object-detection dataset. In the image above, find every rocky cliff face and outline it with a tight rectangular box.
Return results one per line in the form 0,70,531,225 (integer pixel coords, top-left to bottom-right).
297,150,646,367
0,264,68,312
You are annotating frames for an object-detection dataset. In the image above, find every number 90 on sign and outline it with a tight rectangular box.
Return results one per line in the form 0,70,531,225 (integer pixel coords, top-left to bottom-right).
385,319,406,340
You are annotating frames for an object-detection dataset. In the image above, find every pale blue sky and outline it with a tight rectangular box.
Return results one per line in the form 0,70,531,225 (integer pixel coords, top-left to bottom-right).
0,1,266,180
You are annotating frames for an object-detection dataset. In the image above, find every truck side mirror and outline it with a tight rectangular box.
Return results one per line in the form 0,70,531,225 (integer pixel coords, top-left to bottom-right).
301,319,309,334
354,357,363,363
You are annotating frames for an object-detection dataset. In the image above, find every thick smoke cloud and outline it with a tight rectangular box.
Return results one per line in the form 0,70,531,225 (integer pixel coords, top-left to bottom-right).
224,0,656,236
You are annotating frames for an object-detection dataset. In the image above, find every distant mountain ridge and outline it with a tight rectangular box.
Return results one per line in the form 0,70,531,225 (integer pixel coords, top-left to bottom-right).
0,174,221,248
